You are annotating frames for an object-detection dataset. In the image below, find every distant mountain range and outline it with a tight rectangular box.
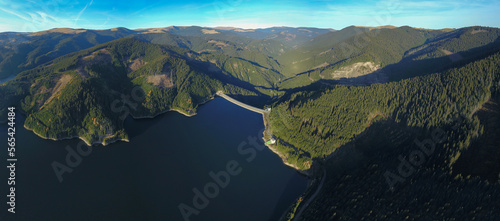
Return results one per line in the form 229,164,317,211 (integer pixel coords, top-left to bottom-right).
0,26,336,80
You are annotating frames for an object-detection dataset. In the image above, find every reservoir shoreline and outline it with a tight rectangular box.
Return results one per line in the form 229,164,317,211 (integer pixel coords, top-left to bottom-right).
19,93,311,176
20,95,218,146
1,97,309,221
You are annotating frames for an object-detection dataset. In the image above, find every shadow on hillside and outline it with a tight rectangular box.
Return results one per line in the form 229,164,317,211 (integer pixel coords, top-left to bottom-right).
452,94,500,183
320,105,499,184
186,57,281,107
278,37,500,92
340,37,500,85
324,119,424,182
320,116,485,186
299,118,500,220
236,56,281,73
274,81,335,104
187,57,270,94
383,37,500,81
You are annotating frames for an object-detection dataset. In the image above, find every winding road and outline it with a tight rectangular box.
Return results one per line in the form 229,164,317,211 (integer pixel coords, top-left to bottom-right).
293,169,327,221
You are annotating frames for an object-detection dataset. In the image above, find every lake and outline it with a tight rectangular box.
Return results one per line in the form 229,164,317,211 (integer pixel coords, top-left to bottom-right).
0,97,308,221
0,74,15,84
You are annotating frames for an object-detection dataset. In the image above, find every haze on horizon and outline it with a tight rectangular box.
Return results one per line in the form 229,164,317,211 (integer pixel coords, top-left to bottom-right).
0,0,499,33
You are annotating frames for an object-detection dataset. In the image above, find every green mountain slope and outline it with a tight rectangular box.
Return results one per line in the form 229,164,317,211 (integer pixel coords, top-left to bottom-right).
269,50,500,169
272,51,500,220
277,26,444,77
0,28,137,79
139,26,332,47
133,32,284,71
386,26,500,80
1,38,254,144
276,26,500,90
246,27,334,47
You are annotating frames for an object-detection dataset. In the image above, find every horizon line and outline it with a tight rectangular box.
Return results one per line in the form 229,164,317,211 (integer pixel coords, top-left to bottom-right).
6,24,495,34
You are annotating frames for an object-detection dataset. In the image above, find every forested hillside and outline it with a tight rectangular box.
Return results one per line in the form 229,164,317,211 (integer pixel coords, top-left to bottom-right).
276,51,500,220
0,28,136,79
270,51,500,168
276,26,500,90
276,26,442,76
1,37,254,144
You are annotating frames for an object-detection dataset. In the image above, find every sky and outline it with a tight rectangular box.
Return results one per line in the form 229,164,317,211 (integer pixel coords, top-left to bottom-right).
0,0,499,32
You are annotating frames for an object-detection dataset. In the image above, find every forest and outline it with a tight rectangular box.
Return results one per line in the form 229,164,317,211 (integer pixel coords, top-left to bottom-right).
276,51,500,220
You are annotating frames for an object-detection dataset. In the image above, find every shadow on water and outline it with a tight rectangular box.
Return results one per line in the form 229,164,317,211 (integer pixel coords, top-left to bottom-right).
268,171,310,221
0,96,309,221
124,111,176,139
124,96,222,139
0,74,16,84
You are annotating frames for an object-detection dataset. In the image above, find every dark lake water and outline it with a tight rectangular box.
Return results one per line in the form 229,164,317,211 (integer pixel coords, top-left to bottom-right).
0,74,15,84
0,97,308,221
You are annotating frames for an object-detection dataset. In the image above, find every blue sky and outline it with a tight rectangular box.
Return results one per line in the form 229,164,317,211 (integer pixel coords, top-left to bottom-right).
0,0,499,32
